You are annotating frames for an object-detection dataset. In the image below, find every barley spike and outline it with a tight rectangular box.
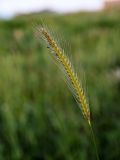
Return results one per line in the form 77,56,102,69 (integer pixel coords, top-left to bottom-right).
40,28,90,124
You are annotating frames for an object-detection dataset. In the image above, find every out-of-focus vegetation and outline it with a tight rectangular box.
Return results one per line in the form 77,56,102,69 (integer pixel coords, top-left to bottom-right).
0,10,120,160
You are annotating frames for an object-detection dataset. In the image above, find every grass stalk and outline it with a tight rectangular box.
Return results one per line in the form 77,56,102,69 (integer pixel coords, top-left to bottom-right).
39,27,100,160
89,122,100,160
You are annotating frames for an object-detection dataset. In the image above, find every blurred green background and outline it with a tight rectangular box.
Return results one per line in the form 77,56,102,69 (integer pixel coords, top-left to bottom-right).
0,10,120,160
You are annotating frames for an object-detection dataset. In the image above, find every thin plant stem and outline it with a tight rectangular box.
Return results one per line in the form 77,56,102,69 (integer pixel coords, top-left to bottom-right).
89,122,100,160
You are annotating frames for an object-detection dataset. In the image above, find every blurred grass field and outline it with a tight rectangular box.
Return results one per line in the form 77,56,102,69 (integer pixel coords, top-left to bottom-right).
0,10,120,160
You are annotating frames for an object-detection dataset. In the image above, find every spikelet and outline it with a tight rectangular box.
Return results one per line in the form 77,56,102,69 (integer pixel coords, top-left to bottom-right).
39,27,91,125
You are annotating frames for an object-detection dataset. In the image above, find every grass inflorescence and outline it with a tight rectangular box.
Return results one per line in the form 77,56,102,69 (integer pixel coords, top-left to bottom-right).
40,27,90,124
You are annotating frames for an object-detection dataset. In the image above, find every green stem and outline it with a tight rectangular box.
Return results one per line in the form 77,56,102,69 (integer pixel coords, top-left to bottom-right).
88,121,100,160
